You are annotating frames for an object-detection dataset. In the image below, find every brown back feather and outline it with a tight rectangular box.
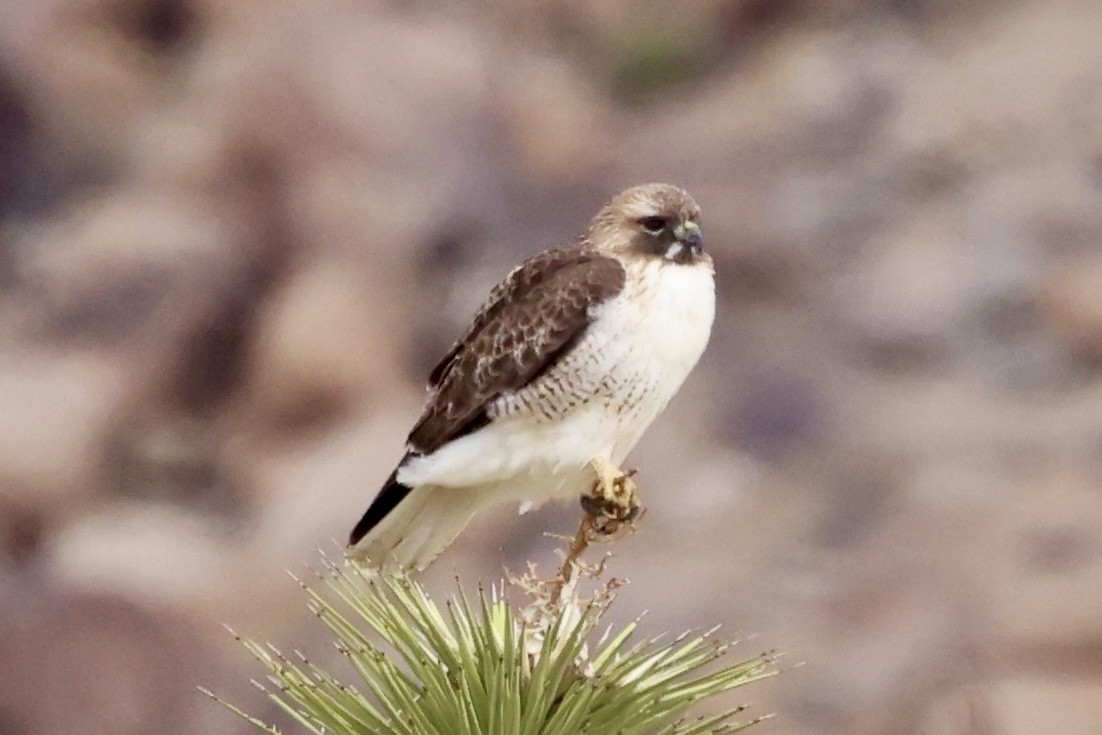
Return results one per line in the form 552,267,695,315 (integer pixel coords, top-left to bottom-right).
408,244,625,454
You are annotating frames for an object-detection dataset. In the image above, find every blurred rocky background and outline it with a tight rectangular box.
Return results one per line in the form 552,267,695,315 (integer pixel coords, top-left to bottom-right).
1,0,1101,732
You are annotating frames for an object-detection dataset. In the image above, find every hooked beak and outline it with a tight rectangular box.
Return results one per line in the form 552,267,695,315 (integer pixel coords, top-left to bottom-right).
673,221,704,254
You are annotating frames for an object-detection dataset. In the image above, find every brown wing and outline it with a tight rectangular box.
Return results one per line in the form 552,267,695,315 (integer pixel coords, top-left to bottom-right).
407,244,626,454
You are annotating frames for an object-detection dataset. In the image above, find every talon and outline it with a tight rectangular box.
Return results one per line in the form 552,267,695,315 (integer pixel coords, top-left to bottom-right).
620,502,641,523
585,503,645,542
579,494,605,517
591,515,619,537
582,457,642,526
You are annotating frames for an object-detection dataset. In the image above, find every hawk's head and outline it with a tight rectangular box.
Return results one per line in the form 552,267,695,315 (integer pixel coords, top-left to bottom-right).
588,184,705,265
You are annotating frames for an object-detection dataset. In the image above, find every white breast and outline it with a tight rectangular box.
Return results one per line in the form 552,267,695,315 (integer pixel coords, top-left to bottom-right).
591,256,716,461
399,256,715,493
619,257,716,385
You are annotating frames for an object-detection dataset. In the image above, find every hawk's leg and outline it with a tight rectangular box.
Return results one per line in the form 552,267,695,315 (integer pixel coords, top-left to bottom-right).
581,456,640,536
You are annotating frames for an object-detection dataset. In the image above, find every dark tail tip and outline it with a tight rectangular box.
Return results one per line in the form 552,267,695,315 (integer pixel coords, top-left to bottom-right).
349,468,413,545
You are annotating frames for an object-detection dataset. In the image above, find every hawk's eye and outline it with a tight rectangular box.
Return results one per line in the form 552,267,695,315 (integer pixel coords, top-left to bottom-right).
639,216,666,234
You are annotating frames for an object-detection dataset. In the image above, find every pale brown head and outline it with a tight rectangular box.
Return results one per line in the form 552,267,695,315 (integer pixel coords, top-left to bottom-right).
587,183,704,265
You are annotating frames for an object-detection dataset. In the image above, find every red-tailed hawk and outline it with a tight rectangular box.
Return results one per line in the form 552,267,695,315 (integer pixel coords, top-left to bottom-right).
348,183,715,570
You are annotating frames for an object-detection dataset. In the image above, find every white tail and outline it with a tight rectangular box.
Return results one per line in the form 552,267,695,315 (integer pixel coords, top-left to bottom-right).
347,486,481,571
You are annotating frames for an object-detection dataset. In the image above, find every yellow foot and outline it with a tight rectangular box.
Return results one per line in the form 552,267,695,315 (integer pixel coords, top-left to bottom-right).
581,457,642,538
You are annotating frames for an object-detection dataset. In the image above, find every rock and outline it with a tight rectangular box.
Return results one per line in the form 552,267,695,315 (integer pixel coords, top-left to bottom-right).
236,259,404,444
977,469,1102,651
985,676,1102,735
0,569,254,735
0,351,125,519
831,207,964,371
45,500,231,612
1040,257,1102,367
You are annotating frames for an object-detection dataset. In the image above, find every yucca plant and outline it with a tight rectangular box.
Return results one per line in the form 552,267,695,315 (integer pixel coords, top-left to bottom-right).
205,526,776,735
